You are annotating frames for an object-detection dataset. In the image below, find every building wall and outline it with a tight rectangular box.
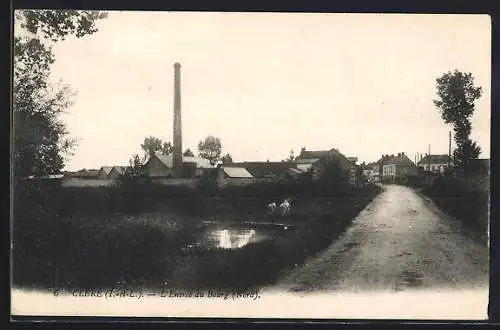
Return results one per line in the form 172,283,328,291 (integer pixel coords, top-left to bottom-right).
216,170,255,187
348,167,358,185
144,156,172,178
363,169,381,183
150,178,199,188
108,169,122,179
61,177,116,187
397,164,418,178
97,171,109,179
297,164,313,172
419,163,450,173
217,177,256,188
62,176,200,188
383,164,396,178
382,164,417,182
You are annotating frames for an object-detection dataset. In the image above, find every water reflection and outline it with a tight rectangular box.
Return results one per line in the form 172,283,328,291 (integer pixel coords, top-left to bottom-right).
196,223,294,250
216,228,258,249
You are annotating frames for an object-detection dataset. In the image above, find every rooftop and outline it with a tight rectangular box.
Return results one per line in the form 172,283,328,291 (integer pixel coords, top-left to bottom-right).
222,161,297,178
221,167,253,178
417,154,452,166
379,153,416,166
153,154,215,169
99,166,113,176
296,148,354,167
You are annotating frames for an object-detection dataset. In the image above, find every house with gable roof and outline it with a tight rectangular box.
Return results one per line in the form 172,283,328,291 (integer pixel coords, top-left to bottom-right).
294,147,360,186
216,166,255,187
97,166,113,179
109,166,129,179
143,153,215,179
361,162,380,183
222,161,298,181
97,165,130,179
417,154,453,174
379,152,417,183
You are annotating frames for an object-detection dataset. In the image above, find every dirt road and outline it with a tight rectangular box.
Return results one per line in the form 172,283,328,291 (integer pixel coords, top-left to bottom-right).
274,184,489,292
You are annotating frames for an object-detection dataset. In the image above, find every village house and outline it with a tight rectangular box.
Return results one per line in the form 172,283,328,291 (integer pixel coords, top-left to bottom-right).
221,161,299,182
379,152,417,183
64,168,100,179
417,154,453,174
216,166,255,187
362,162,380,183
97,166,130,179
97,166,113,179
143,153,215,179
285,167,308,180
109,166,128,179
61,168,112,187
294,147,361,186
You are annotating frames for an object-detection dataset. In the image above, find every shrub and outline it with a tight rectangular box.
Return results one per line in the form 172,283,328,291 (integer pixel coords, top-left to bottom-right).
423,175,489,236
12,211,198,289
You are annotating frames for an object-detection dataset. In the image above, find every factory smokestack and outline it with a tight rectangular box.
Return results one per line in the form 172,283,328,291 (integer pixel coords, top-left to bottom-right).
172,62,183,178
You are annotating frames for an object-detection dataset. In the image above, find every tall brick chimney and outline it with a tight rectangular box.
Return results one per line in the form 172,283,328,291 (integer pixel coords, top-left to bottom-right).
172,62,183,178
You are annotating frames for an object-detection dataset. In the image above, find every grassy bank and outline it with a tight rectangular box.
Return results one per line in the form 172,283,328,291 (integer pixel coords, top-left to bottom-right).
12,210,200,290
419,174,489,243
12,179,381,290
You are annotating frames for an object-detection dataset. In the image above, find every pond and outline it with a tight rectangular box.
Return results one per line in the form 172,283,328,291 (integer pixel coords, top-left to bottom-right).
191,221,297,250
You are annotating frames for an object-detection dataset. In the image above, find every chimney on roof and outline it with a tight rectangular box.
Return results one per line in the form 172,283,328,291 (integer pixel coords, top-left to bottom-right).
172,62,183,178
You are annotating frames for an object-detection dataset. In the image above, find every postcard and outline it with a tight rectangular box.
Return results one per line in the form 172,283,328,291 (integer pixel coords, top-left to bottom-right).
11,11,491,320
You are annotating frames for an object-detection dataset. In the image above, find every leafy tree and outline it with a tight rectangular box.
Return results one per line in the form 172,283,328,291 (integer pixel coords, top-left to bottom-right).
453,139,482,172
161,142,173,155
318,159,350,185
287,149,295,162
16,10,108,42
198,136,222,165
124,154,147,178
13,10,107,177
140,136,163,157
314,158,351,195
433,70,483,172
221,153,233,165
140,137,174,158
183,148,194,157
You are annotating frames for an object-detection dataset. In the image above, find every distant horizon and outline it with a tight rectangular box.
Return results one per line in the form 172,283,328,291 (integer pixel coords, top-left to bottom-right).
14,12,490,172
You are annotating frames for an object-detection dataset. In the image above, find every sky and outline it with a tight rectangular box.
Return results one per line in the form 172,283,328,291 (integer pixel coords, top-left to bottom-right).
21,12,492,171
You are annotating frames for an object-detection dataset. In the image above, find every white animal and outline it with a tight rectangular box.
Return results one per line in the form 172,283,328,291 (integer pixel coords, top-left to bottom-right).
279,198,291,216
267,202,277,213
